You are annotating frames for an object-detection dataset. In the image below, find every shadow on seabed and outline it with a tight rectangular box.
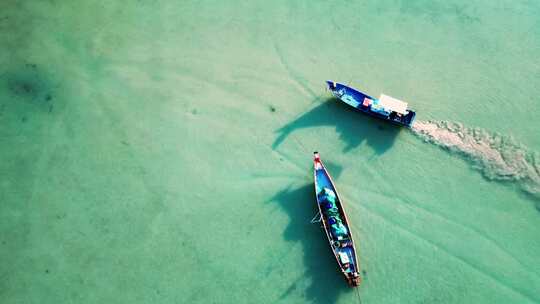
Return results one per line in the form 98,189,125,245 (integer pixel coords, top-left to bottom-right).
268,182,357,304
273,97,401,154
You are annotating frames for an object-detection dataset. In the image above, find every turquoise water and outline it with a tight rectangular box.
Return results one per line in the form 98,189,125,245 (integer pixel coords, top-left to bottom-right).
1,1,539,303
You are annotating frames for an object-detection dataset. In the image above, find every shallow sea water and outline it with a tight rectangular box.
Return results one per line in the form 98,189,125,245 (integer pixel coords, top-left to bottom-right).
1,1,539,303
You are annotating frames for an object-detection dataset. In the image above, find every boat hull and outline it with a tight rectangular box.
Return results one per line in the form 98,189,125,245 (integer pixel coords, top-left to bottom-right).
313,152,361,287
326,81,416,127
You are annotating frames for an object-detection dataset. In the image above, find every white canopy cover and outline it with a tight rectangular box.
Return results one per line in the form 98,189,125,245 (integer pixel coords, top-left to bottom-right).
378,94,408,114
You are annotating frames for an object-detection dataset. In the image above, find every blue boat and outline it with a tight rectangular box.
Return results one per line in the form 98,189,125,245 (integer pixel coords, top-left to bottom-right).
313,152,361,287
326,81,416,127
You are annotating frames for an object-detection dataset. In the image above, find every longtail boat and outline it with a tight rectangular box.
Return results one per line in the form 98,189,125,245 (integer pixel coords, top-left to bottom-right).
326,81,416,127
313,152,361,287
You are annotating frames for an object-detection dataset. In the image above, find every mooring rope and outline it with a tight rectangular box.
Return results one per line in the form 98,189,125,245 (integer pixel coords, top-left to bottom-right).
355,287,363,304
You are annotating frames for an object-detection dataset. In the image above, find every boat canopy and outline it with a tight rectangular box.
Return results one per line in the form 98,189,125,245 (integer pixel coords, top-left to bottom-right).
378,94,408,114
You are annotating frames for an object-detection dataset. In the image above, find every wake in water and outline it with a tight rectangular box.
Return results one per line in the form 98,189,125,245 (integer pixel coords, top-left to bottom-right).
411,120,540,199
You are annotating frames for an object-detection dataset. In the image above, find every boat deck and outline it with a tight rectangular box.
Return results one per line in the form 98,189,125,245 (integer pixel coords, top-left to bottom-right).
315,166,358,275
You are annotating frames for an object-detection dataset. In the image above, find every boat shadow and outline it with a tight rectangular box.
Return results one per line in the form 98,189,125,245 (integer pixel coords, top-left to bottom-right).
269,182,354,303
273,97,401,154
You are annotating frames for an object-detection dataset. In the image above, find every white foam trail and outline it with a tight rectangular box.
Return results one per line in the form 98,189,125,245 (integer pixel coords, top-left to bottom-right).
412,120,540,198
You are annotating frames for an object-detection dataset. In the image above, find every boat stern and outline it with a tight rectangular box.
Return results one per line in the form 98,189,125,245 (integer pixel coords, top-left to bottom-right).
406,110,417,127
349,272,361,287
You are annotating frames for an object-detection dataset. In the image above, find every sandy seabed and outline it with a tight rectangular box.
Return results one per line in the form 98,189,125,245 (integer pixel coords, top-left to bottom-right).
1,1,540,303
